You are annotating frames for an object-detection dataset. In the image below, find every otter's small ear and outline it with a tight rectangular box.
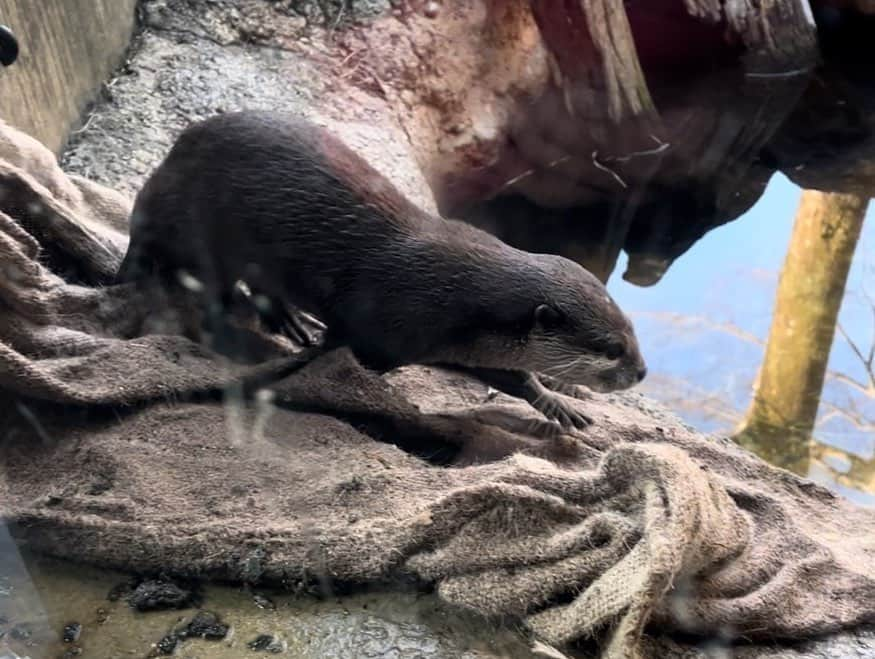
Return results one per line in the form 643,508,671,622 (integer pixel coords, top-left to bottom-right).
534,304,564,329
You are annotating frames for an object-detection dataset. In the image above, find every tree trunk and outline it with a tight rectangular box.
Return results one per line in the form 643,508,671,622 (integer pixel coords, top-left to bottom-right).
735,191,868,472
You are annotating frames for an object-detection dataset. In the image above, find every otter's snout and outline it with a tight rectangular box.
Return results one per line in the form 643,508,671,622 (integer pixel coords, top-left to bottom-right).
610,336,647,390
628,346,648,386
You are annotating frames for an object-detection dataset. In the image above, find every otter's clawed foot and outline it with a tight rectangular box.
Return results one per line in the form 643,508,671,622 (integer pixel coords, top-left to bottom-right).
276,308,327,347
448,367,593,436
526,373,593,430
530,391,593,429
241,287,326,347
470,407,567,439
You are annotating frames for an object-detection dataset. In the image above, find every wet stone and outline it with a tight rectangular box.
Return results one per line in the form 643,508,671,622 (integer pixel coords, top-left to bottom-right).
62,622,81,643
182,610,229,640
252,593,276,610
150,610,230,656
129,579,196,612
248,633,286,653
106,580,133,601
153,632,179,656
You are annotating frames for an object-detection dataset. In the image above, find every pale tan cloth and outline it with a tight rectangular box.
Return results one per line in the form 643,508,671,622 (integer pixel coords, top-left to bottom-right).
1,119,874,658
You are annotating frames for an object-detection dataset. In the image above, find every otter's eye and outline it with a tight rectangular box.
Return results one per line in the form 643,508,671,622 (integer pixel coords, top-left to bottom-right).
605,342,624,359
534,304,564,329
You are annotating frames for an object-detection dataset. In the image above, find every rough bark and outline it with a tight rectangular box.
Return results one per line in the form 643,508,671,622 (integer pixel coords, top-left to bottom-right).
736,191,868,471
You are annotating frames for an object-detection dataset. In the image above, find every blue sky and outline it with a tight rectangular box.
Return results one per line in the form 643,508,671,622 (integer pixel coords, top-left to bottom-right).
606,174,875,504
610,175,803,320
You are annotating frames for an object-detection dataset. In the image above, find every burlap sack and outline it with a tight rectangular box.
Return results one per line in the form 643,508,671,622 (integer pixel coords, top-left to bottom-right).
1,119,873,658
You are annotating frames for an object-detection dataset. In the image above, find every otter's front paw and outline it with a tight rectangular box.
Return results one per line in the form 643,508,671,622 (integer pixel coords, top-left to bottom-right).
530,392,593,430
525,373,593,430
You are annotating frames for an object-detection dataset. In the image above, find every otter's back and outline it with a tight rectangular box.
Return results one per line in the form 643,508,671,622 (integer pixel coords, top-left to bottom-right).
117,111,428,299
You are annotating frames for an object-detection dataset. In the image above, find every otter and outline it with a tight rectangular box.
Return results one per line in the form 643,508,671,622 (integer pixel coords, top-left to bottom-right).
116,111,646,432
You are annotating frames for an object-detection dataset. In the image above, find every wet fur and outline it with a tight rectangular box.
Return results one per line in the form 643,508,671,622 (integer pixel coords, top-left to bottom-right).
118,111,645,418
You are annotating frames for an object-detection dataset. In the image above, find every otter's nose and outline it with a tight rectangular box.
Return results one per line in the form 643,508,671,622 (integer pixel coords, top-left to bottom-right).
636,366,647,382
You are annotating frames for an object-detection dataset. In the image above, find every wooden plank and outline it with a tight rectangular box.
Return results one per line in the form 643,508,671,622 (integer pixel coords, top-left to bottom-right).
0,0,137,154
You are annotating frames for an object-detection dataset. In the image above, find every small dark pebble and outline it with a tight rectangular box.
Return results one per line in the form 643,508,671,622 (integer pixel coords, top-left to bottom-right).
62,622,81,643
61,648,83,658
152,611,229,655
107,581,133,602
96,608,108,624
252,593,276,610
154,632,179,656
129,579,195,612
183,611,229,640
248,633,285,653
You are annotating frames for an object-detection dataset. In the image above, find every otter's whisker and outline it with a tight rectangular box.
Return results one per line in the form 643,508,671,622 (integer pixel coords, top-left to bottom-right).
548,355,587,380
542,357,577,377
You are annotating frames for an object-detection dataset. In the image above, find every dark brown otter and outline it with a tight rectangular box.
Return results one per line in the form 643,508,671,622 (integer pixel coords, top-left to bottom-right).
116,111,646,432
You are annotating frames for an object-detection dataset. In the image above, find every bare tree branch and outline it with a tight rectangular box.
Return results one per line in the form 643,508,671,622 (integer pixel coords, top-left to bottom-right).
629,311,764,346
824,369,873,397
816,401,875,432
811,442,875,495
641,373,743,427
836,322,875,389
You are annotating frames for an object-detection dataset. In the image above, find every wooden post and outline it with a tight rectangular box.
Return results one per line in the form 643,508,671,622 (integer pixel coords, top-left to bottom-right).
0,0,137,153
736,191,868,471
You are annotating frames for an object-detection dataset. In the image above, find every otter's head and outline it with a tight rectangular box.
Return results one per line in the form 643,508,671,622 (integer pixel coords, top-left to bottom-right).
516,255,647,393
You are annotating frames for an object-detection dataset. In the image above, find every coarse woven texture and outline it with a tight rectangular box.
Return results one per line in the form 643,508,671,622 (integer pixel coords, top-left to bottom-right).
1,119,874,658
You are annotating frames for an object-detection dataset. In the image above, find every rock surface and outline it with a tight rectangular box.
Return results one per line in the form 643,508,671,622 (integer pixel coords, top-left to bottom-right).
37,3,875,659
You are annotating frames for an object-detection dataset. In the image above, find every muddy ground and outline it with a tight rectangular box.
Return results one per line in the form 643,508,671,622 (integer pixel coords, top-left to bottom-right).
0,528,529,658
